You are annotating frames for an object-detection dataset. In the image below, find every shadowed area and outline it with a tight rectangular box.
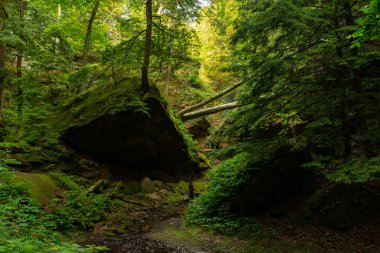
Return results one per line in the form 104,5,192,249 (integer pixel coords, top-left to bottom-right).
63,98,200,179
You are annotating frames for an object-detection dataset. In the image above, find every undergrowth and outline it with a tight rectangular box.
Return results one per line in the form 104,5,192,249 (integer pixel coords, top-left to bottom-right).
185,153,258,233
0,165,107,252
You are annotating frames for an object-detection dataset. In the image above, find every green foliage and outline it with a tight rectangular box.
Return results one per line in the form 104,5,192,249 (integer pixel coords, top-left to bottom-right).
0,166,106,252
47,190,109,230
49,172,83,191
207,0,380,186
186,153,258,233
351,0,380,47
328,155,380,183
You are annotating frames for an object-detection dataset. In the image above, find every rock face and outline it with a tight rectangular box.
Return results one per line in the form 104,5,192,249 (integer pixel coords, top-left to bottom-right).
63,97,201,179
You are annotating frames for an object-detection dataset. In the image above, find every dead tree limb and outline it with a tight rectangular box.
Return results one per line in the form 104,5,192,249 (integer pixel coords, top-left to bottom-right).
177,79,246,116
181,101,244,121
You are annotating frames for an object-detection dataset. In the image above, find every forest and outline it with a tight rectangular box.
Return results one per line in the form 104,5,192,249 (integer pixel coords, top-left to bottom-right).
0,0,379,252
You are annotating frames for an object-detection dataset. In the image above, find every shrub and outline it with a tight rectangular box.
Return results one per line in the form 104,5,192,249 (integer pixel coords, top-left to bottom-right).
0,165,107,252
186,153,258,233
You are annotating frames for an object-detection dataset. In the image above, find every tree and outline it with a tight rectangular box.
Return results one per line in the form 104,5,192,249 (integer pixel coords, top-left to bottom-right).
16,0,24,77
141,0,152,91
0,0,8,122
214,0,380,178
83,0,101,65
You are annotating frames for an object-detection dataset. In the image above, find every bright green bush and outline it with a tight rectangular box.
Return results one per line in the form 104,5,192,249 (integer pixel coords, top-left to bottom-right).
186,153,257,233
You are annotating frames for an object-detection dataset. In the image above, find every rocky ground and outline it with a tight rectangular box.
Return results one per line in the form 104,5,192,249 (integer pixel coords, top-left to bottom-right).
80,171,380,253
87,233,189,253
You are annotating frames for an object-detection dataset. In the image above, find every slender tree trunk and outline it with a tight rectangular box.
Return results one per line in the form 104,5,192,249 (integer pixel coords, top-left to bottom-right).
83,0,101,65
342,0,374,157
0,37,5,122
334,3,351,158
142,0,152,91
17,0,24,114
336,47,351,158
164,62,171,95
0,1,8,123
54,4,61,56
16,0,24,77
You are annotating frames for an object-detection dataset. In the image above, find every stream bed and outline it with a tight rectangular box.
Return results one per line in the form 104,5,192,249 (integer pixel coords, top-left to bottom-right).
87,233,190,253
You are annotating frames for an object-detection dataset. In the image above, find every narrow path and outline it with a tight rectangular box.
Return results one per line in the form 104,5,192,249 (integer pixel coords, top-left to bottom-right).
87,233,190,253
85,205,195,253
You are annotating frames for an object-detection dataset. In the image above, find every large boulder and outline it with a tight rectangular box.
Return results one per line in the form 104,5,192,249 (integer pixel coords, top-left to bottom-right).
63,96,206,179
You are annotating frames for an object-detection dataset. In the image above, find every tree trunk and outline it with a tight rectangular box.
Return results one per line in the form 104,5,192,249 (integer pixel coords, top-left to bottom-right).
83,0,101,65
334,3,351,158
164,62,171,95
17,0,24,114
16,0,24,77
177,79,245,116
0,1,8,123
0,37,5,122
181,101,243,121
142,0,152,91
54,4,61,56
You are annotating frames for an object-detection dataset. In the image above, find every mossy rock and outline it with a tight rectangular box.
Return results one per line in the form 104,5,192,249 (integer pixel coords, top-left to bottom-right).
174,180,189,195
14,172,62,206
294,188,327,224
148,193,163,200
193,181,207,194
48,172,82,190
153,180,166,190
62,93,209,179
123,181,141,195
141,177,157,194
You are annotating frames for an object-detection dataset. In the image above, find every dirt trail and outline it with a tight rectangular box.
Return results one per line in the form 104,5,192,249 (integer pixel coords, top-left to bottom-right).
85,204,197,253
87,233,190,253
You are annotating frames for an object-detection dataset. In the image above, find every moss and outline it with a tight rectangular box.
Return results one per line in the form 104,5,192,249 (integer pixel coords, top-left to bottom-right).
141,177,157,194
302,188,326,212
294,188,326,224
123,181,141,195
48,172,82,191
6,75,147,160
193,181,207,194
174,180,189,195
8,74,208,172
14,172,62,206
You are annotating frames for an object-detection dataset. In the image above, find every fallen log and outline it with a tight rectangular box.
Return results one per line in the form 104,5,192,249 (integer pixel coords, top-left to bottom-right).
181,101,243,121
177,79,245,116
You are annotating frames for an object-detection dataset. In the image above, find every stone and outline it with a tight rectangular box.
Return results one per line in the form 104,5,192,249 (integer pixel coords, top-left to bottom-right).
63,97,206,177
165,183,177,191
153,180,165,190
140,224,152,234
141,177,157,194
123,181,141,195
185,118,211,137
174,180,189,195
148,193,162,200
159,189,171,197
